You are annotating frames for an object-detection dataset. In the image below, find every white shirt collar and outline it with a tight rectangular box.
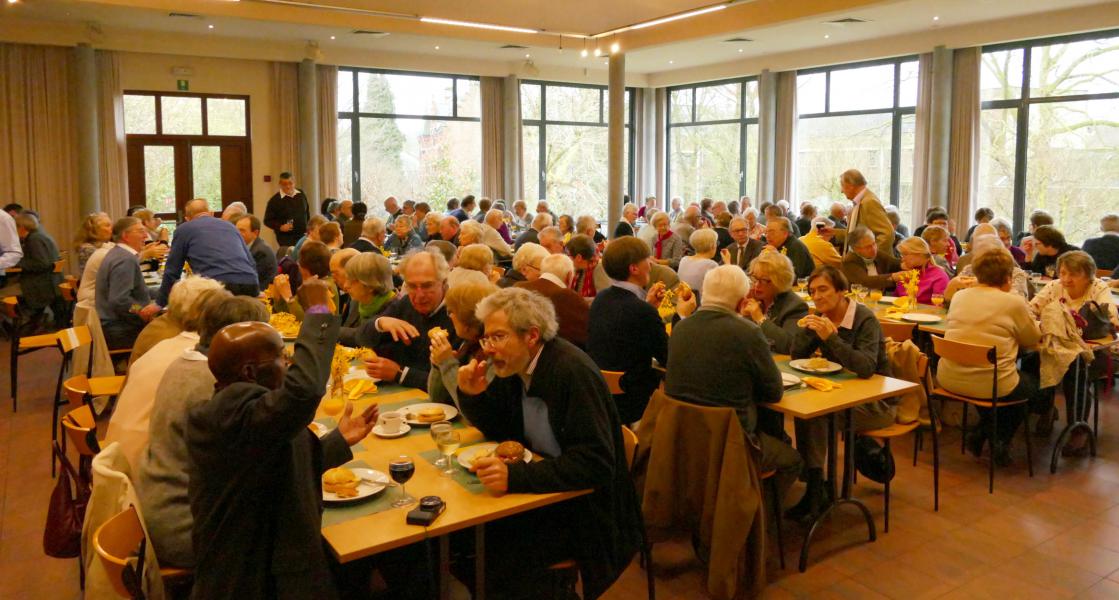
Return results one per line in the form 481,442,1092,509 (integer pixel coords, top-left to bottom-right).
119,243,139,257
852,188,867,205
839,298,858,330
612,280,646,299
539,273,566,288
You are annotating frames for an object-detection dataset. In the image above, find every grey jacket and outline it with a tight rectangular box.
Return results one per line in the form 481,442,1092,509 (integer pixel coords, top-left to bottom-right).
652,232,686,270
760,291,810,354
791,302,892,380
95,244,150,328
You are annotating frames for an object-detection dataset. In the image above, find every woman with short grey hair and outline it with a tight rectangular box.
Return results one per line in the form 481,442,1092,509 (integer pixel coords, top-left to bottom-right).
649,211,685,270
340,252,397,345
677,228,719,292
743,251,809,353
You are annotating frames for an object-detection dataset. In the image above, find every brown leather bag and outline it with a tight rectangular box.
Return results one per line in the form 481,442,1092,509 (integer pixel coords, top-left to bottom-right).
43,442,91,558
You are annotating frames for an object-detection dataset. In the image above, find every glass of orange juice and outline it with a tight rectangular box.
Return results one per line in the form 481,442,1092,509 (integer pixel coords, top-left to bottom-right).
321,397,345,417
931,293,945,308
869,289,883,304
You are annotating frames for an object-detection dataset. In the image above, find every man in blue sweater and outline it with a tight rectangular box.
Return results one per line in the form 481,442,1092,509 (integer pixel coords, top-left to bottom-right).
157,199,261,306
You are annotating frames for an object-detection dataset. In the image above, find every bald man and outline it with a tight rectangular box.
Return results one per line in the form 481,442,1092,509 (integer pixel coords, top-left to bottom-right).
157,198,260,305
186,280,378,599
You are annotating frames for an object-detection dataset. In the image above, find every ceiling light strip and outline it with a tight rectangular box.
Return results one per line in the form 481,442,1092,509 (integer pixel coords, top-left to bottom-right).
632,4,726,30
420,17,538,34
249,0,417,19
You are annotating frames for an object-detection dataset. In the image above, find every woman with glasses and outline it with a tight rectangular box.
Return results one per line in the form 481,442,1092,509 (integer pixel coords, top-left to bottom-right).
742,251,809,354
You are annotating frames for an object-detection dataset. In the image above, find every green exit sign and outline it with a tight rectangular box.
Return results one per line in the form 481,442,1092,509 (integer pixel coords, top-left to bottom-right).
177,79,189,91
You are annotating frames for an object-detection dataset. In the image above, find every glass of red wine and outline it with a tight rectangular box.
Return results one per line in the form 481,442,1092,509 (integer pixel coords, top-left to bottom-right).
389,455,417,508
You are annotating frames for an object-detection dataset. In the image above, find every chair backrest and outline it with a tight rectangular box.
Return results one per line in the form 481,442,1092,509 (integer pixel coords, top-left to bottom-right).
621,425,638,469
53,259,65,274
1098,268,1112,279
63,374,92,409
57,326,92,354
93,505,145,599
601,370,625,395
930,335,996,368
880,321,916,343
59,282,75,302
62,404,100,456
0,296,17,319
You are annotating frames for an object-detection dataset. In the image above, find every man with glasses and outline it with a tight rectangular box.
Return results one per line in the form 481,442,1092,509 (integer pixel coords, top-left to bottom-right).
96,217,162,349
456,287,640,598
840,225,901,292
721,216,765,271
357,250,458,390
762,217,815,279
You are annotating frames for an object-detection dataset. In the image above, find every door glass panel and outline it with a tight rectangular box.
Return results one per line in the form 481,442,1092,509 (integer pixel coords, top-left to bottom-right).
143,146,176,215
161,96,203,135
191,145,223,213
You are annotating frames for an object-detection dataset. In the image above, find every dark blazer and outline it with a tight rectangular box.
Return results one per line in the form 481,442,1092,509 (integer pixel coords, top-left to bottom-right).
1084,235,1119,271
354,297,459,390
248,237,277,290
348,238,379,254
458,338,640,599
777,236,816,279
724,238,765,271
264,190,311,247
187,314,351,599
516,277,589,348
613,220,635,238
714,227,735,253
15,229,60,310
841,250,901,291
513,227,540,250
342,218,363,247
496,268,526,288
588,285,667,423
794,217,813,236
758,290,810,354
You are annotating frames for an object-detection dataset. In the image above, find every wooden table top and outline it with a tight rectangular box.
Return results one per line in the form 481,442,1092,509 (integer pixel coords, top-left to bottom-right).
766,355,920,419
318,383,589,563
870,301,947,336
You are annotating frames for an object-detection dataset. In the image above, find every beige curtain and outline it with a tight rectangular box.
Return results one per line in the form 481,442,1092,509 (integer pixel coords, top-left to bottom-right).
271,62,299,186
97,50,128,219
773,70,797,203
316,64,338,200
912,53,935,228
655,87,667,201
949,47,981,230
481,76,505,199
0,43,79,248
501,75,522,202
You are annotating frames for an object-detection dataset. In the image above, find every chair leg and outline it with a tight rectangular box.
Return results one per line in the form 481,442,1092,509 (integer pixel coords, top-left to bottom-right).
50,352,69,478
989,406,997,494
931,417,940,512
768,478,785,570
10,337,17,412
884,439,892,533
960,403,968,455
1023,405,1034,478
912,430,921,467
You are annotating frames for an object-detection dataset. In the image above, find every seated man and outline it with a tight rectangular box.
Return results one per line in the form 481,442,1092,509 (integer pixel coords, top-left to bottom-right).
516,253,589,348
588,237,694,423
497,242,548,288
349,217,387,254
157,199,260,305
437,216,461,246
763,217,815,279
13,212,61,330
840,225,901,292
235,214,278,291
384,214,424,256
456,288,640,598
1082,213,1119,272
96,217,161,349
800,216,842,268
514,212,552,250
787,265,896,523
357,250,459,390
722,216,765,271
665,265,802,496
565,233,598,299
186,281,377,597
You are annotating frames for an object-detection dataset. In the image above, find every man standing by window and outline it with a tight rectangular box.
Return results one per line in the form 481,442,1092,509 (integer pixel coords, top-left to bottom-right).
836,169,894,256
264,171,310,249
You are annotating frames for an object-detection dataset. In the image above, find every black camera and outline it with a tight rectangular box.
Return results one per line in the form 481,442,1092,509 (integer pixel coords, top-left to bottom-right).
406,496,446,526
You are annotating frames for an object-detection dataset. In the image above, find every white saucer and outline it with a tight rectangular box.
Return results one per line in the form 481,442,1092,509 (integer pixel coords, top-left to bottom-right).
373,423,411,439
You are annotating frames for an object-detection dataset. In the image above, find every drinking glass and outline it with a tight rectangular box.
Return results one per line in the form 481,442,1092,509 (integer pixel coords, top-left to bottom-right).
931,293,945,308
388,456,417,508
855,285,869,304
321,397,344,417
869,289,884,304
429,421,453,468
797,278,808,293
435,430,462,476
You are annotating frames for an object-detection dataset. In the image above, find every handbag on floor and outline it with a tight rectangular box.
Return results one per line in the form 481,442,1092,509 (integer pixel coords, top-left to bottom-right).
44,442,91,558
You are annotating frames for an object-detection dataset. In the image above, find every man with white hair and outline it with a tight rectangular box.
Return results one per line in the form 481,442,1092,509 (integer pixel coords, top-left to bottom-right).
498,242,549,288
538,226,565,254
614,203,638,238
800,216,842,268
668,197,683,223
1083,213,1119,271
764,216,815,279
829,202,849,230
665,265,802,496
456,287,640,598
515,253,589,347
835,168,894,255
351,217,387,254
840,226,902,292
383,196,402,223
515,212,553,250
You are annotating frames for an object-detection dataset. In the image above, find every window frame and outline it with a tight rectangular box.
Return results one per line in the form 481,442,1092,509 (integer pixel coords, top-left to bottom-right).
794,56,918,208
981,29,1119,234
337,67,482,204
520,79,636,204
122,90,251,139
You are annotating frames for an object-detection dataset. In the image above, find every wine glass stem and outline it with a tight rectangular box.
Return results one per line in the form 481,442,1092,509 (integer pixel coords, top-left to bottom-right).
400,484,407,503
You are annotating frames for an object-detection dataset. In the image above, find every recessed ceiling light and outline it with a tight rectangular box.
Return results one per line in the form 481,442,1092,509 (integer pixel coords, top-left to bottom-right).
580,49,588,58
525,53,530,58
669,60,674,64
824,34,830,39
610,41,620,53
421,16,537,34
933,15,940,21
208,24,214,29
737,48,743,53
330,35,336,40
435,45,440,50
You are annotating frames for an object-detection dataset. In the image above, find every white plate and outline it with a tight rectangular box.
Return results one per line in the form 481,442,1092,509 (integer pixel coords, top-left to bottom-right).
901,313,942,323
456,443,533,471
400,403,459,426
789,358,843,374
322,468,390,503
878,295,899,304
372,423,411,438
343,366,380,384
781,372,802,388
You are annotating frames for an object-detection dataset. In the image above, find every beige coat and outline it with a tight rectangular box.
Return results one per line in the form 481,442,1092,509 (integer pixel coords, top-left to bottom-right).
839,189,895,256
886,339,928,424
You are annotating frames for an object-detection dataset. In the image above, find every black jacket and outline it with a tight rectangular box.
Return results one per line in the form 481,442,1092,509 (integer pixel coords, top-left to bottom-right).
354,297,458,389
613,221,635,238
724,239,765,271
776,236,816,279
1084,235,1119,272
187,314,351,599
458,338,640,599
588,285,667,423
248,237,278,290
514,228,540,250
16,229,61,310
264,191,311,247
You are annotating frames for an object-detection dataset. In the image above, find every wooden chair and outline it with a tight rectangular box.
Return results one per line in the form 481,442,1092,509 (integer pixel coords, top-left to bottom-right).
880,321,917,343
601,370,625,395
57,277,77,329
929,335,1033,493
2,296,62,412
93,505,192,599
1097,268,1113,279
861,354,938,532
758,470,786,569
61,404,101,459
56,326,126,475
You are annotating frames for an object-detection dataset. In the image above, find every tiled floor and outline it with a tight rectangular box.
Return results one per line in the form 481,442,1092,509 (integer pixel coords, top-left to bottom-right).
6,341,1119,599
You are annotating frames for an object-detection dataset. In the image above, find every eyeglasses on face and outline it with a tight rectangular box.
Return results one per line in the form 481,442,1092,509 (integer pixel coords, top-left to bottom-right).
479,330,514,350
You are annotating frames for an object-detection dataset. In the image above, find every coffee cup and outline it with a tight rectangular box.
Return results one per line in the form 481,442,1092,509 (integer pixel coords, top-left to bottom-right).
379,411,404,434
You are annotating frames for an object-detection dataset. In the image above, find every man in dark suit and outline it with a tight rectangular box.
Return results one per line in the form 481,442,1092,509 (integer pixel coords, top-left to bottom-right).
96,217,161,349
763,217,815,279
13,212,61,330
263,171,310,248
588,237,695,423
456,287,640,599
1083,214,1119,271
515,254,589,347
342,202,366,247
349,217,386,254
841,225,901,291
513,212,552,250
613,203,638,238
235,215,278,291
448,195,476,222
438,216,461,247
721,216,765,271
186,281,379,599
713,212,735,253
356,251,457,390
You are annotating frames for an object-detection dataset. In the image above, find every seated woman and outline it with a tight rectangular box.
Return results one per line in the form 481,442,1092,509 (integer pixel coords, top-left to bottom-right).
743,207,766,240
649,211,685,270
449,243,498,287
788,265,895,523
339,252,396,346
677,229,719,292
74,211,113,277
428,282,497,407
1028,225,1079,278
384,215,423,256
271,240,341,319
990,217,1027,266
1030,250,1119,454
895,236,949,304
921,224,956,277
558,214,576,244
938,250,1041,466
946,235,1030,302
743,251,809,354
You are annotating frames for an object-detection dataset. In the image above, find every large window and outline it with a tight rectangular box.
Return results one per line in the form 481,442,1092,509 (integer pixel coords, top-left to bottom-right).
667,78,759,204
337,69,481,216
980,31,1119,244
521,82,633,220
795,58,918,225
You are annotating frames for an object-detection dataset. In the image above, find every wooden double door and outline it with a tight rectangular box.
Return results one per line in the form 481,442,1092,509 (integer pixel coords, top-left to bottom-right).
126,136,252,222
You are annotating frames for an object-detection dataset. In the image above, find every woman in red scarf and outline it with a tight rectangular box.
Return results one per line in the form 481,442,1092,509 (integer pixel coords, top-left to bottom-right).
649,211,685,270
